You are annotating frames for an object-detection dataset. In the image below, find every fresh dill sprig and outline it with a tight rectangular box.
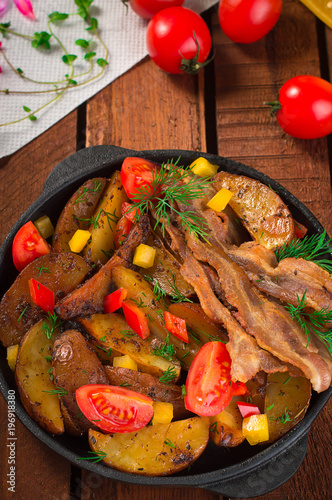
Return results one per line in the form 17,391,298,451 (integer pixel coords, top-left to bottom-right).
164,438,176,448
166,271,193,304
73,179,102,204
77,450,107,463
42,387,67,397
285,290,332,355
269,407,293,425
152,333,175,361
41,312,63,340
130,159,211,240
275,229,332,273
159,366,177,384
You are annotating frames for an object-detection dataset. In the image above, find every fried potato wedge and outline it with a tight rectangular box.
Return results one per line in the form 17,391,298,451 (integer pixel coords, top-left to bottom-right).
168,302,228,344
209,397,245,447
214,171,295,249
83,171,128,264
78,313,181,380
55,216,151,320
53,177,107,253
88,416,209,475
0,253,91,347
264,372,311,443
52,329,109,436
111,266,200,369
15,320,64,435
105,366,191,420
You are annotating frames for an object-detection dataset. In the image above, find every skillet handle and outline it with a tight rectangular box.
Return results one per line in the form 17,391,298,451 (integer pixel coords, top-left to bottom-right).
42,145,136,195
202,433,308,498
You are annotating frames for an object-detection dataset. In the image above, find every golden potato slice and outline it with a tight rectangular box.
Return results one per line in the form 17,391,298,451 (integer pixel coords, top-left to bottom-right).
104,366,191,420
209,397,245,447
0,252,91,347
53,177,107,253
83,171,128,264
88,416,209,475
78,313,181,380
264,372,311,443
214,171,295,249
111,266,200,369
15,320,64,435
52,329,109,436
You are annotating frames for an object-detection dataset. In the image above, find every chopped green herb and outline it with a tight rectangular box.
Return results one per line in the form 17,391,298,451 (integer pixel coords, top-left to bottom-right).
159,366,177,384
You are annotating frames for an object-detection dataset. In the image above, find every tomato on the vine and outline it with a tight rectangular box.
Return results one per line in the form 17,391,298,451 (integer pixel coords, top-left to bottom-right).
146,7,212,74
120,157,159,200
12,221,51,272
76,384,154,433
184,341,233,417
266,75,332,139
218,0,282,44
127,0,184,19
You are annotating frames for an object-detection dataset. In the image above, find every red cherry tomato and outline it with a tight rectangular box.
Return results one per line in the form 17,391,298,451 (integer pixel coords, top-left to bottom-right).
120,157,159,200
76,384,154,433
218,0,282,44
113,216,132,249
122,300,150,339
184,341,233,417
29,279,55,313
267,76,332,139
103,288,128,314
128,0,184,19
164,311,189,343
12,221,51,272
121,201,139,223
146,7,212,74
232,381,249,396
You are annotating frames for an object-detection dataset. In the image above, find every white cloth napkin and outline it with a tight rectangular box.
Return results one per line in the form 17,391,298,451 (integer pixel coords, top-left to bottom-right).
0,0,217,158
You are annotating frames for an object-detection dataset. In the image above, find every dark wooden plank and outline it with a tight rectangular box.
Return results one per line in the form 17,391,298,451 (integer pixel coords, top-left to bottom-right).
213,1,332,498
82,56,221,500
0,112,77,500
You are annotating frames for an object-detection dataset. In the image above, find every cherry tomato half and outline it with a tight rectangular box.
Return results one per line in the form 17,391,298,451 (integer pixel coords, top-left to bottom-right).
76,384,154,433
128,0,184,19
185,341,233,417
12,221,51,272
120,157,159,200
267,75,332,139
146,7,212,74
218,0,282,44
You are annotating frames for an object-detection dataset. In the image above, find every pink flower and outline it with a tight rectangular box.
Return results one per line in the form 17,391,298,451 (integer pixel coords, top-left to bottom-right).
13,0,35,18
0,0,8,16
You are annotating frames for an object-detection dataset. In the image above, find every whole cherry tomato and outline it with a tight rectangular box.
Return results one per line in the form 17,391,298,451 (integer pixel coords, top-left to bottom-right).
127,0,184,19
146,7,212,74
218,0,282,44
76,384,154,433
266,75,332,139
12,221,50,272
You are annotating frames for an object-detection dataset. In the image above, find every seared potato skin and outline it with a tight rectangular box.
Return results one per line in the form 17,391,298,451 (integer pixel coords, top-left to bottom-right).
88,416,209,475
209,397,245,447
15,320,64,435
53,177,107,253
0,253,91,347
52,329,109,435
214,171,295,249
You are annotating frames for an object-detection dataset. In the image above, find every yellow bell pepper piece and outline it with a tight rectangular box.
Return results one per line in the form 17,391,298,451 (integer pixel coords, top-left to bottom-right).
133,244,156,268
34,215,54,239
189,157,218,178
207,188,233,212
7,344,19,371
113,354,138,371
152,402,174,425
242,414,269,445
68,229,91,253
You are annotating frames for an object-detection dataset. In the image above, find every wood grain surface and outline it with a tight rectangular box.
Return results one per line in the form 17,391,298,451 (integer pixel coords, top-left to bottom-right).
0,1,331,499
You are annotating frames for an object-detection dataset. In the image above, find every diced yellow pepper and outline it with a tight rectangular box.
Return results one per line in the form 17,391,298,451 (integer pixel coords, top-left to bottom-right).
34,215,54,239
207,188,233,212
133,244,156,269
68,229,91,253
152,402,174,425
7,344,19,371
189,157,218,178
113,354,138,371
242,414,269,445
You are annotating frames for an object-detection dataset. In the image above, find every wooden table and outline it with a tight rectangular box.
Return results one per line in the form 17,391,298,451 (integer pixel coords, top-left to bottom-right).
0,2,331,499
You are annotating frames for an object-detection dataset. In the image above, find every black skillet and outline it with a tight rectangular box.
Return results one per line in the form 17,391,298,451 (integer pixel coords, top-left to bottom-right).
0,145,331,498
